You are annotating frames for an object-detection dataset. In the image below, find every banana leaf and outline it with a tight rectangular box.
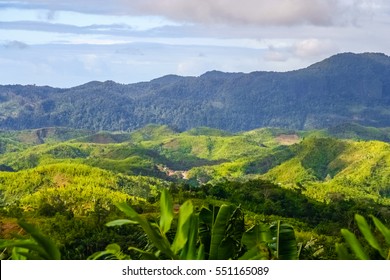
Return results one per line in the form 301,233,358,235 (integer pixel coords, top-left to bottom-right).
355,214,384,258
159,188,174,234
340,229,368,260
209,204,234,260
115,202,177,259
269,221,298,260
171,200,194,255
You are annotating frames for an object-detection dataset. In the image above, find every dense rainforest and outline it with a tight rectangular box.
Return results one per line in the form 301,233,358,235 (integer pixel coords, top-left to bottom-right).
0,124,389,260
1,52,390,132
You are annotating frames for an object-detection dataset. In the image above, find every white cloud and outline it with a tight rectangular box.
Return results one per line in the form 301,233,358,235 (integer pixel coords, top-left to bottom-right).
2,0,381,26
264,50,289,62
1,0,390,87
294,39,339,58
125,0,375,26
79,54,100,72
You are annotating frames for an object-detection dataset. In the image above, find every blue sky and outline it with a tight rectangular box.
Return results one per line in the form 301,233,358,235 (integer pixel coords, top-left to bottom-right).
1,0,389,87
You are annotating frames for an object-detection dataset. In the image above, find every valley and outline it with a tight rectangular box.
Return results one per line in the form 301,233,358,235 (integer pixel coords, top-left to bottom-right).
1,123,390,259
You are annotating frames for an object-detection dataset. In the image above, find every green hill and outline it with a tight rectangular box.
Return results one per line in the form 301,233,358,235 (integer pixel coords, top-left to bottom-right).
1,124,390,260
262,137,390,204
0,162,166,213
1,124,390,205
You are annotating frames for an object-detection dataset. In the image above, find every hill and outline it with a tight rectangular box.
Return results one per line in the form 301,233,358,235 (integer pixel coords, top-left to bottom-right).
1,124,390,260
1,52,390,132
1,124,390,205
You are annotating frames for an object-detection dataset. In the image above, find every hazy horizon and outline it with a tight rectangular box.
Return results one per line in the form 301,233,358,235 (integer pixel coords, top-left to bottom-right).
1,0,390,87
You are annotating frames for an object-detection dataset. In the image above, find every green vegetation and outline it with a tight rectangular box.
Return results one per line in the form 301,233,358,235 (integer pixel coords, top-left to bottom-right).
337,214,390,260
3,190,389,261
101,189,300,260
2,190,300,260
1,53,390,132
0,124,390,260
0,221,61,260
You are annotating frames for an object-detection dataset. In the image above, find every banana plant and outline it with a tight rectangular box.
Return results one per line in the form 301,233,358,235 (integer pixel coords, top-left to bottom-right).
103,189,299,260
269,221,300,259
240,221,300,260
240,223,271,260
198,204,245,260
336,214,390,260
103,188,203,260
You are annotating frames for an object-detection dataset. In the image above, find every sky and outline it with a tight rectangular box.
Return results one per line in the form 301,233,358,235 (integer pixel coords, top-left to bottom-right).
0,0,389,87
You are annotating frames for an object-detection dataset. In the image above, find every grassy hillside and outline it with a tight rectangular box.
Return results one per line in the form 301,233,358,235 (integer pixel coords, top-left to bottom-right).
1,124,390,203
262,137,390,204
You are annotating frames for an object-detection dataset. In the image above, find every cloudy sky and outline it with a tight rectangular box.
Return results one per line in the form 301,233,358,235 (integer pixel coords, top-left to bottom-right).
0,0,389,87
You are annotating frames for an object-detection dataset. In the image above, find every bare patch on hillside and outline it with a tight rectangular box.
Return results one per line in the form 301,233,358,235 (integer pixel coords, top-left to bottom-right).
276,134,300,145
0,219,22,239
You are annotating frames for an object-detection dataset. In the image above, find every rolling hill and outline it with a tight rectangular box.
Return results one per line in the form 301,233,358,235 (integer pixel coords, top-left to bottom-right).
1,124,390,206
1,124,390,260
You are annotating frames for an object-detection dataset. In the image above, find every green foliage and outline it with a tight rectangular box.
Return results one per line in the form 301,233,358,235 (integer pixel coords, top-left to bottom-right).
88,243,130,260
337,214,390,260
2,53,390,132
109,190,199,260
2,123,390,260
47,144,89,159
299,137,347,179
2,123,390,206
269,221,299,260
0,162,163,214
170,200,195,256
0,221,61,260
103,189,299,260
130,125,179,142
207,205,244,260
240,224,271,260
20,184,135,216
240,222,300,260
159,188,174,234
262,137,390,204
327,123,390,142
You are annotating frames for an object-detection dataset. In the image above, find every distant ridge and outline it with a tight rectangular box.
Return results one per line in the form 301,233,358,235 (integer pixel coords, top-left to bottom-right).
1,52,390,132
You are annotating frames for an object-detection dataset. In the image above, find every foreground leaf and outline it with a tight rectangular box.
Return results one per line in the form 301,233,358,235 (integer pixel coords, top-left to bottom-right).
270,221,298,260
19,221,61,260
115,202,176,259
209,205,234,260
88,244,130,260
370,215,390,246
106,219,138,227
240,224,271,260
336,243,354,260
355,214,383,257
171,200,194,255
341,229,368,260
159,188,174,234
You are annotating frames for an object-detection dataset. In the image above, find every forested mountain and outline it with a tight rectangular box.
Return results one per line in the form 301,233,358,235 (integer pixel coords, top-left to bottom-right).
1,52,390,132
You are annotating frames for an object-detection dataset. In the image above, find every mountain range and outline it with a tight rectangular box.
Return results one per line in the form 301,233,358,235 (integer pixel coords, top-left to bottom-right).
1,52,390,132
